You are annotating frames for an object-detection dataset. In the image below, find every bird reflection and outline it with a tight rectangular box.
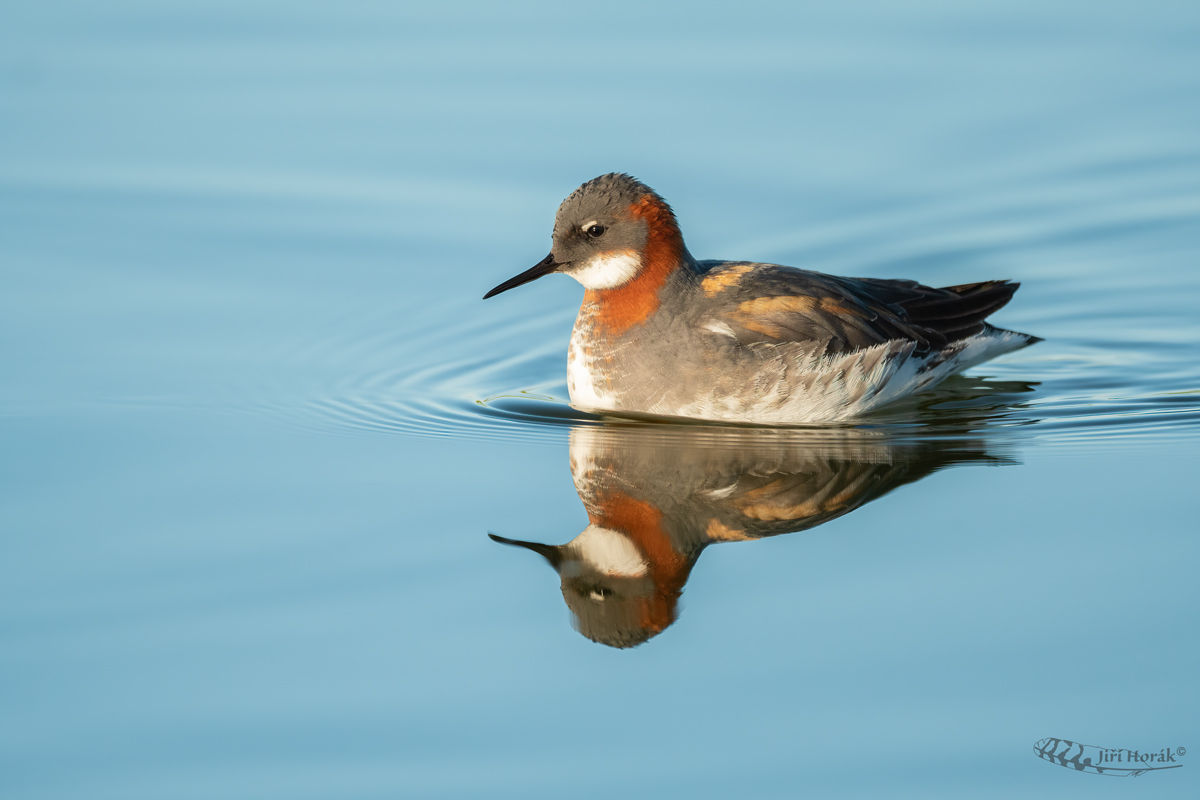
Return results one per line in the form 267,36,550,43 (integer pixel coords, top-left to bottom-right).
492,425,1012,648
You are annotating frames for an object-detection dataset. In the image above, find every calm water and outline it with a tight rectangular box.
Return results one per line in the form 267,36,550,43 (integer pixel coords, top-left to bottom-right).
3,2,1199,797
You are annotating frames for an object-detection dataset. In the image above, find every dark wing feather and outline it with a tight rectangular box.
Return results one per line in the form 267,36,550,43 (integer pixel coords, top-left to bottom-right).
883,279,1020,338
704,262,1020,355
698,440,1002,540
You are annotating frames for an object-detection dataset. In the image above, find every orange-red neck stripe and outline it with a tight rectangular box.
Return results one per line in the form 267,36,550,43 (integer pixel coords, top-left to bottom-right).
585,194,685,336
590,491,693,634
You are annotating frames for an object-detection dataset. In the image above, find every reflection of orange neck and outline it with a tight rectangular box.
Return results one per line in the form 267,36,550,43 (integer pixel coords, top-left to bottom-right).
585,195,686,337
591,491,693,634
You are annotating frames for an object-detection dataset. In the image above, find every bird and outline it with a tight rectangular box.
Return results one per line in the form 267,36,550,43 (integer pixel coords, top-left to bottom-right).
484,173,1038,424
490,425,1003,648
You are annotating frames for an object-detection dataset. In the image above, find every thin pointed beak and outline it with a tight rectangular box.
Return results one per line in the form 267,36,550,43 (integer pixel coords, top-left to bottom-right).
488,533,563,569
483,253,564,299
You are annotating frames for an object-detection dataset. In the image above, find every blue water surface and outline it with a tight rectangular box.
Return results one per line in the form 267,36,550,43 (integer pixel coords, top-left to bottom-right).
2,2,1198,798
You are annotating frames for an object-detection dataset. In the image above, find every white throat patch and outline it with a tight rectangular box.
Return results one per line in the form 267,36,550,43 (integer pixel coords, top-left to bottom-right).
567,524,648,577
566,251,641,290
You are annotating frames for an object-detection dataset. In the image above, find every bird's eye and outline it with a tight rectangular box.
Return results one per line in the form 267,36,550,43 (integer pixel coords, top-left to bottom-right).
586,225,606,238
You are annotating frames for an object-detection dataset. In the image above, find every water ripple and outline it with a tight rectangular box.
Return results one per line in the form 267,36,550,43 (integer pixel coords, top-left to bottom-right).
261,317,1200,448
263,153,1200,448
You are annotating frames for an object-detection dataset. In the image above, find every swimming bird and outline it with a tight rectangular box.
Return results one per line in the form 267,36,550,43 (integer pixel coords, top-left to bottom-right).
484,173,1038,423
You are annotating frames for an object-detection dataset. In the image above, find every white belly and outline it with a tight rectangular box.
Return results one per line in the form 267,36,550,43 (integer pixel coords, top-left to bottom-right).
567,323,617,413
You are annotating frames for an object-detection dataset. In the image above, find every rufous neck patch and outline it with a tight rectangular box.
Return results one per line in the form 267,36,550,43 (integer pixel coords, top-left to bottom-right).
589,491,693,634
585,194,685,336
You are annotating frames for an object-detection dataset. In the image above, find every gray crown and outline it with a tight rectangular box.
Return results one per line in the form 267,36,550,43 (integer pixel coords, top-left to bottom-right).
551,173,677,264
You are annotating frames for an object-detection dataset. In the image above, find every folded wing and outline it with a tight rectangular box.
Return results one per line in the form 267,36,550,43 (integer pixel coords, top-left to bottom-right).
701,261,1022,355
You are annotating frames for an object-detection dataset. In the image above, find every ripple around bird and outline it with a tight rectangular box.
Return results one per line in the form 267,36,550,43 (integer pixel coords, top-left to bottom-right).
260,151,1200,449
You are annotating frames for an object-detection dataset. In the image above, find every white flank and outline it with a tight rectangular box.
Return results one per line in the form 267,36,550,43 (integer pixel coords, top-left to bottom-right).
566,251,641,290
567,320,612,412
667,328,1035,424
704,482,740,499
567,525,648,577
703,319,738,339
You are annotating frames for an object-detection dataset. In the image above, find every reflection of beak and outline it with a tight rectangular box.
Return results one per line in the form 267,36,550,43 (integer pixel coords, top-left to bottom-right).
483,253,565,299
488,533,562,569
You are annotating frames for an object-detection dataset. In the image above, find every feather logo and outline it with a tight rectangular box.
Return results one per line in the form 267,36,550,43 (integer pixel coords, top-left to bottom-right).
1034,738,1184,776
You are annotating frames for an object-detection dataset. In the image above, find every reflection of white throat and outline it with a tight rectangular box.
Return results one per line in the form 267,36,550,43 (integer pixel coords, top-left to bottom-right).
568,525,647,577
567,251,641,290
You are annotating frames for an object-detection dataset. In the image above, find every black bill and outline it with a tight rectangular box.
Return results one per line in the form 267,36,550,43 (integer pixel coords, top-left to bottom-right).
488,533,562,569
483,253,563,299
